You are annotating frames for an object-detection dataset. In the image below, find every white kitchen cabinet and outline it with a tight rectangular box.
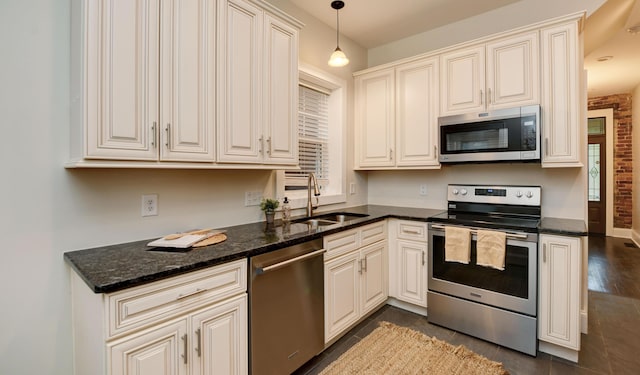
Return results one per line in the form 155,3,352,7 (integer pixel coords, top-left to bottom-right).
440,31,539,115
354,56,439,169
538,234,581,361
71,259,248,375
540,19,584,167
217,0,299,165
71,0,215,163
388,220,428,309
324,222,388,343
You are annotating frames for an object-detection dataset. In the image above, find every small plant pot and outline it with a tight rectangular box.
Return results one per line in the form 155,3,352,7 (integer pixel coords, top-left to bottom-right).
265,210,275,224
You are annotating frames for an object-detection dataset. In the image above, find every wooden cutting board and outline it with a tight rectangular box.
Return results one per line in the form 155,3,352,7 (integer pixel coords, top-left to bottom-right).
192,233,227,247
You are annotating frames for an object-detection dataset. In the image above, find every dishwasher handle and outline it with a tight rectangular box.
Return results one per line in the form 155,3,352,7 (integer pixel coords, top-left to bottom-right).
256,249,326,274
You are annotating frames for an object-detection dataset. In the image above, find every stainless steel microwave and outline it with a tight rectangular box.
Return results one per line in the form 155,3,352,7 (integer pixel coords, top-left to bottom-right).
438,105,540,163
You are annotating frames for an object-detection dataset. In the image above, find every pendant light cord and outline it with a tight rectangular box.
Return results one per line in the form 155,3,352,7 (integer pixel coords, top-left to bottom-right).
336,8,340,48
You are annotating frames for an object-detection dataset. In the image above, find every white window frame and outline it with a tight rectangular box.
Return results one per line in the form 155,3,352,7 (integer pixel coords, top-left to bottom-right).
276,63,347,210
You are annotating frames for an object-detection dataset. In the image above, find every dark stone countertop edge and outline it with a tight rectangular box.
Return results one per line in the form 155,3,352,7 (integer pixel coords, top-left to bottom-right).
538,217,588,236
64,205,444,294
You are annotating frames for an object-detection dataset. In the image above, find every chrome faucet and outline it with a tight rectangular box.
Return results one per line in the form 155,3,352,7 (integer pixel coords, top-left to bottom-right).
307,173,321,217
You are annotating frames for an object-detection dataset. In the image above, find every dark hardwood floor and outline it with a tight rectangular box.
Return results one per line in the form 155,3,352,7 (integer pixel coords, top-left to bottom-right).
295,236,640,375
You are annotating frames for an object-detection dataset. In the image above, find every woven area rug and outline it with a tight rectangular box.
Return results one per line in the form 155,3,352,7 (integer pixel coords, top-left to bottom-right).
319,322,509,375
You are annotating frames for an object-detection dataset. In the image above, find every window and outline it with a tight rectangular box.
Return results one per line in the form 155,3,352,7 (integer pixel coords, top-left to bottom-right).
276,64,346,209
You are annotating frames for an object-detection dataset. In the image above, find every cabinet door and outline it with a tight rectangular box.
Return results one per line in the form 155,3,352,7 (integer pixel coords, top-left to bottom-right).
109,319,188,375
539,235,581,350
324,252,360,343
440,45,485,115
160,0,216,162
84,0,159,160
355,69,395,168
397,240,428,307
217,0,263,163
191,294,248,375
395,58,440,167
486,32,539,109
360,242,388,315
540,21,582,167
263,14,298,165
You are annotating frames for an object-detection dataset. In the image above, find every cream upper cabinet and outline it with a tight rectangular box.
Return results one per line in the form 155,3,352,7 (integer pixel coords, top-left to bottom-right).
538,234,582,361
73,0,215,163
354,56,439,169
160,0,217,162
440,31,539,115
540,20,584,167
354,68,395,168
217,0,299,165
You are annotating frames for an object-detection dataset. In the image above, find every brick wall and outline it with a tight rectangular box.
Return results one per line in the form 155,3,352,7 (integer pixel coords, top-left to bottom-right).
588,94,633,229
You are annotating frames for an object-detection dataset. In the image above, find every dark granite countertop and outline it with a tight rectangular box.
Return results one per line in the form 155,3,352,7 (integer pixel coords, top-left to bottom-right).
64,205,444,294
538,217,588,236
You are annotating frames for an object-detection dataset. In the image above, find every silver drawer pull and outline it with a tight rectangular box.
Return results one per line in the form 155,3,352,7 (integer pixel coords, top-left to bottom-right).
176,288,208,300
402,229,421,235
181,333,188,364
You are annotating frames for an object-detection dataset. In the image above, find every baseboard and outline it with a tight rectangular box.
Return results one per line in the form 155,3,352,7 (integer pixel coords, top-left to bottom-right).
612,227,632,239
386,298,428,317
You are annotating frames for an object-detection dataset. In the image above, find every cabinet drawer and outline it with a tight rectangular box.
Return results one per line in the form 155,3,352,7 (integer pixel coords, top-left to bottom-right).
361,221,387,247
397,221,428,242
324,228,359,261
107,259,247,339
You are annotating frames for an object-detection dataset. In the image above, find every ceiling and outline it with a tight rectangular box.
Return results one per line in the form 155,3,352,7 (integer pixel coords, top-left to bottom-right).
291,0,640,97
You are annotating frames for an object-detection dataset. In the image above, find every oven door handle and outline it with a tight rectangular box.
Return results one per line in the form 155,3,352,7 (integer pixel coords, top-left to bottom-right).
430,224,529,240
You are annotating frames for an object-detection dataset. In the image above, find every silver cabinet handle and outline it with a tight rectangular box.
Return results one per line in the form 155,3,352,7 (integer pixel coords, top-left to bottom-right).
362,258,367,272
402,229,421,235
389,149,393,160
258,136,263,154
181,333,188,364
257,249,326,274
422,251,426,266
358,259,363,274
266,137,271,155
176,288,208,300
195,328,202,357
543,243,547,263
488,88,492,104
165,123,171,148
151,122,157,147
480,89,483,105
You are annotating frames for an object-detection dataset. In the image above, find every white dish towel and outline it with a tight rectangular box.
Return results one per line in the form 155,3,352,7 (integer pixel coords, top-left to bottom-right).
476,229,507,270
445,226,471,264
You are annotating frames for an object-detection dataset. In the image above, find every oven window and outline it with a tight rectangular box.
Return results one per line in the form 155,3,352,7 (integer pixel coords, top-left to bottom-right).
431,235,530,299
446,128,508,151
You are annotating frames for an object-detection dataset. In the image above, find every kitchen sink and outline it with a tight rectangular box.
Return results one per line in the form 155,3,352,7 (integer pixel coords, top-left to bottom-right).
294,212,369,227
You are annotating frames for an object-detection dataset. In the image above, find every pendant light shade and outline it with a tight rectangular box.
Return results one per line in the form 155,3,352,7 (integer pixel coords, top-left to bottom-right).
328,1,349,67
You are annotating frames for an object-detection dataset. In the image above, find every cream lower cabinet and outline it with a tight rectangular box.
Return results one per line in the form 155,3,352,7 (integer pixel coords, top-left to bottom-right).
388,220,428,308
354,56,440,170
538,234,581,361
324,222,388,343
71,259,248,375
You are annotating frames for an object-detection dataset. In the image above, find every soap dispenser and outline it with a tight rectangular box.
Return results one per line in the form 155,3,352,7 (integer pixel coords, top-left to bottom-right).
281,197,291,223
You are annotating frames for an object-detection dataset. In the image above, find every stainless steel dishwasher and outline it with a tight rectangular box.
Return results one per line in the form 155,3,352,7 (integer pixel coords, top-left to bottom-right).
249,238,325,375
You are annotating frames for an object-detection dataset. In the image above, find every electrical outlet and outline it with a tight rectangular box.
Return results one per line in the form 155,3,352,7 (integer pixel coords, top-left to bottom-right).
419,185,427,196
142,194,158,217
350,183,356,195
245,191,263,206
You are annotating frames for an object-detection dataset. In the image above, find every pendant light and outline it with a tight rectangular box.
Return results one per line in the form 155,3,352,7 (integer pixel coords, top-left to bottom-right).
328,1,349,67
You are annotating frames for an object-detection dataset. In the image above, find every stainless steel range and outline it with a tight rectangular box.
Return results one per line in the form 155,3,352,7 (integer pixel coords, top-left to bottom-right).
428,184,541,356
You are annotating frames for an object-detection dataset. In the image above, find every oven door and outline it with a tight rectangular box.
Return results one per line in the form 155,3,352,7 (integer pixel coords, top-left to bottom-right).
428,223,537,316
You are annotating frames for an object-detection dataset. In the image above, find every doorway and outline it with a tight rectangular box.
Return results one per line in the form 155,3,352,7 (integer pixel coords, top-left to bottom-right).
587,109,614,236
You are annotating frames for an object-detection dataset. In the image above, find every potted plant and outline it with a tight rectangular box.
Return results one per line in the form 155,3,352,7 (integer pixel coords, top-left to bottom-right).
260,198,279,224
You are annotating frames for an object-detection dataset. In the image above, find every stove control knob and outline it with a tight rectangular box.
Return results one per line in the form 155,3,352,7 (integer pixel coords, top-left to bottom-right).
460,188,468,196
452,188,459,195
526,191,534,198
516,190,523,198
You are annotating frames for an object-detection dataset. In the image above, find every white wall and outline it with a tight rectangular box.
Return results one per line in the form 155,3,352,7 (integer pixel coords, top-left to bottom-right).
0,1,366,374
368,0,606,66
633,84,640,246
